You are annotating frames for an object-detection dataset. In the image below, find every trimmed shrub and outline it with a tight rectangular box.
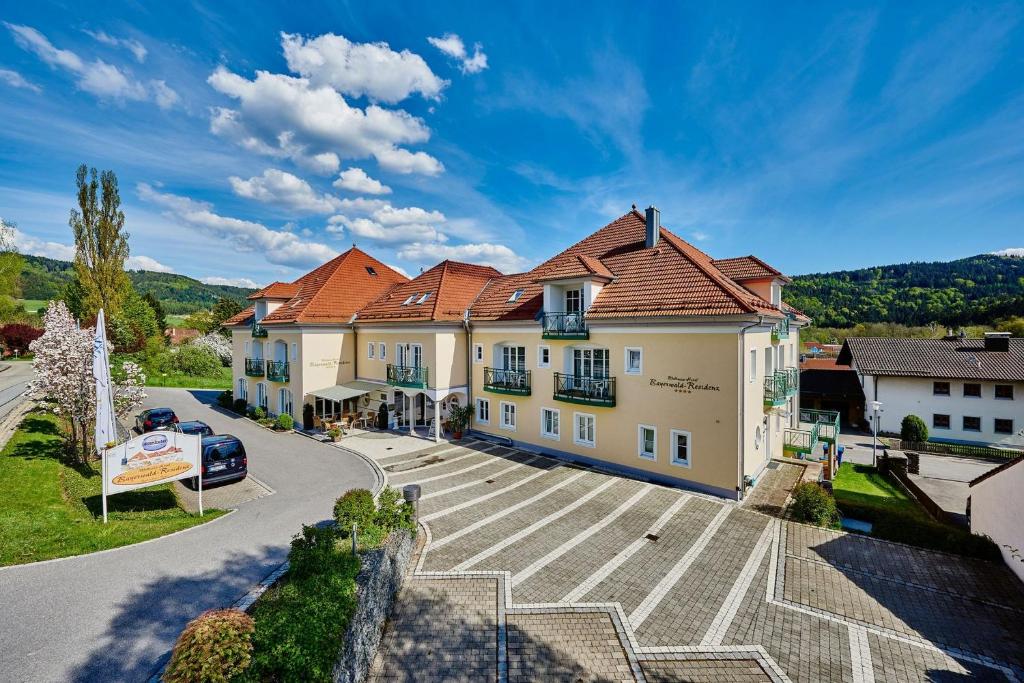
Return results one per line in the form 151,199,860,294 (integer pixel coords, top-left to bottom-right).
900,414,928,443
375,401,389,429
791,482,839,527
375,486,415,533
276,413,294,431
233,398,248,414
216,389,233,408
257,417,274,428
333,488,376,536
170,344,222,377
253,406,266,420
288,524,340,580
164,608,254,683
303,403,314,430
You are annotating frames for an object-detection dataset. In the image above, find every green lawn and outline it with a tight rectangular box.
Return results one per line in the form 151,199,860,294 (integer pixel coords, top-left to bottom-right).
0,412,224,566
164,314,190,328
832,463,923,516
142,365,232,389
16,298,46,313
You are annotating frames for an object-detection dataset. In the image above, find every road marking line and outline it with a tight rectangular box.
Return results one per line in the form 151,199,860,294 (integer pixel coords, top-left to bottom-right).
700,519,776,645
378,444,465,466
848,625,876,683
512,484,653,586
427,470,590,550
422,466,557,522
421,456,542,499
629,505,732,629
386,444,502,477
562,493,689,603
453,478,619,571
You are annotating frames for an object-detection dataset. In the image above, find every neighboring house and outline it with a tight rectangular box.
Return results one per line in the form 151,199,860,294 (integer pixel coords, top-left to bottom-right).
803,341,842,357
969,455,1024,583
227,206,809,500
165,327,200,345
224,248,407,420
799,357,864,429
838,334,1024,446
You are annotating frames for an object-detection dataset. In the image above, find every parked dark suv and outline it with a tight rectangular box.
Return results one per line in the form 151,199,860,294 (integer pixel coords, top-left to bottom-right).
135,408,178,433
191,434,247,489
176,421,214,437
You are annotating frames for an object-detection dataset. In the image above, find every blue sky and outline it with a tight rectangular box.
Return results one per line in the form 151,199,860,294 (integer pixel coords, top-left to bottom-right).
1,2,1022,288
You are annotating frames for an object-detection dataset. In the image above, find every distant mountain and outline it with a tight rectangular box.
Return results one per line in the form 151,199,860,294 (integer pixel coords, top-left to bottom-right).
785,254,1024,327
21,255,256,314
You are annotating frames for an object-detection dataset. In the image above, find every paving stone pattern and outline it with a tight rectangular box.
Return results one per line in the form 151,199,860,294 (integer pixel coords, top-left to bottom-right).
355,440,1024,682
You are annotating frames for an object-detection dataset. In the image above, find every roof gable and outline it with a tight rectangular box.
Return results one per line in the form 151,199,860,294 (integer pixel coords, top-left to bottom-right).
358,260,500,322
839,337,1024,382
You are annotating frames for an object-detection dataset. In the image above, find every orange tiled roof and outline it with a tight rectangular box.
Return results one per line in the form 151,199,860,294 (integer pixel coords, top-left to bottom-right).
247,281,300,300
358,260,501,323
261,248,408,325
534,253,614,283
471,210,785,321
224,305,254,327
712,255,789,282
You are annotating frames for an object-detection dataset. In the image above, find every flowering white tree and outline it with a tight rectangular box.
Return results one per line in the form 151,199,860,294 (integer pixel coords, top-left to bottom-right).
29,300,146,461
190,333,232,366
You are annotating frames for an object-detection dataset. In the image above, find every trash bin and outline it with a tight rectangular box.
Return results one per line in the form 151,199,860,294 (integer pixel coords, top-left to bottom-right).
837,445,845,467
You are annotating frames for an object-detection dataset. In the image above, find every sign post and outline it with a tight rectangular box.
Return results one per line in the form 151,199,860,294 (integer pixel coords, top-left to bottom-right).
103,431,202,514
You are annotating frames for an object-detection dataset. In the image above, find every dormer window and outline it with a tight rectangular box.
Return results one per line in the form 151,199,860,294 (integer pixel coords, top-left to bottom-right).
417,292,432,304
402,293,419,305
507,288,525,303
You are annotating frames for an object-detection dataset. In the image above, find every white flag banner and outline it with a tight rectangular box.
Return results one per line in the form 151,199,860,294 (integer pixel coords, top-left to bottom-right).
93,309,117,454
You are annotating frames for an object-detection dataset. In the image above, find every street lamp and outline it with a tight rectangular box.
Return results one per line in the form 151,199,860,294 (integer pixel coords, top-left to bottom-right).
870,400,884,467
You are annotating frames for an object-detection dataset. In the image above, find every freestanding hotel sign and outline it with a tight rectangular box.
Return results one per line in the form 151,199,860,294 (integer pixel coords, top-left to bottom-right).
102,431,203,518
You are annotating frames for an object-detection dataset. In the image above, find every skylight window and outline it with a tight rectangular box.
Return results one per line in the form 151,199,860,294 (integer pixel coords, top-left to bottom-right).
507,289,525,303
417,292,432,304
366,266,377,276
402,293,419,305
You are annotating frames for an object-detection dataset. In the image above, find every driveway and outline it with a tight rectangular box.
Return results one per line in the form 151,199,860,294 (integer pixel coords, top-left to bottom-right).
0,388,376,683
352,438,1024,682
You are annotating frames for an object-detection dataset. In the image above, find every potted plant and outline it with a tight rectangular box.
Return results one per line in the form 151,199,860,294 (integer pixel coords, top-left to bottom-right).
448,405,471,440
328,427,342,442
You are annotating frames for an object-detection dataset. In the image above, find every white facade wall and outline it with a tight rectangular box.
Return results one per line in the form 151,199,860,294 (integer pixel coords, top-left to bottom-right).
858,373,1023,444
971,463,1024,583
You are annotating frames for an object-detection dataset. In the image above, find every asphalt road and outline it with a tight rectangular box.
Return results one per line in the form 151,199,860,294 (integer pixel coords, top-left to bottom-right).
0,388,376,682
0,361,34,421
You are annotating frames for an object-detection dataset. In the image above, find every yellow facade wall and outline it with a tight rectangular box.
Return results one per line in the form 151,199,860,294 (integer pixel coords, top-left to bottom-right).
353,326,467,390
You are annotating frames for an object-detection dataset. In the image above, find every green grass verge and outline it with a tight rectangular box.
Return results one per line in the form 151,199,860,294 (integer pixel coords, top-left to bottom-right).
16,299,46,313
0,412,225,566
143,365,232,389
832,463,999,560
164,314,190,328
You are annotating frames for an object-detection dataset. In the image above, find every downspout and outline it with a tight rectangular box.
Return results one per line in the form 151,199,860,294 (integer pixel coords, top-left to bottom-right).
737,315,765,501
350,314,359,382
463,309,472,435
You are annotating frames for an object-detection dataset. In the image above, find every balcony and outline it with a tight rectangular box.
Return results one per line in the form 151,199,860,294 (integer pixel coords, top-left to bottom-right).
266,360,289,382
553,372,615,407
784,367,799,395
764,372,787,408
244,358,264,377
784,408,841,458
542,312,589,340
771,316,790,343
387,364,428,389
483,367,531,396
252,321,268,338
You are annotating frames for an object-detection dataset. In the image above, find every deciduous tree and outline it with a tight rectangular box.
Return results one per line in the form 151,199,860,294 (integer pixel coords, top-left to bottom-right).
69,165,131,319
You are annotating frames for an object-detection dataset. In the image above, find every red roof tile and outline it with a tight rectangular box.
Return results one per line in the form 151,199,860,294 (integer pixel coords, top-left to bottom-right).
712,255,789,283
261,248,408,325
247,282,300,300
358,260,501,323
224,305,254,327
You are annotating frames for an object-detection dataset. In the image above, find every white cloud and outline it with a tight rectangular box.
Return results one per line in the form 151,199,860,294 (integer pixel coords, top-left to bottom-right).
691,231,710,242
0,68,41,93
83,29,147,63
373,205,444,225
427,33,488,74
281,32,447,103
993,248,1024,258
201,275,260,288
9,227,77,261
126,254,173,272
138,182,338,268
208,65,443,176
326,215,445,244
336,196,391,214
398,241,528,273
333,167,391,195
229,168,341,213
5,23,175,107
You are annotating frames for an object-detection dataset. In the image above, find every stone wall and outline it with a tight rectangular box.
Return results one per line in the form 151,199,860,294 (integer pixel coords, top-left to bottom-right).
333,529,414,683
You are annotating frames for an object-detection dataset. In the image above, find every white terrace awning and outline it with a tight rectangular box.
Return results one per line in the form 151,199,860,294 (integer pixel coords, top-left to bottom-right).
308,381,381,403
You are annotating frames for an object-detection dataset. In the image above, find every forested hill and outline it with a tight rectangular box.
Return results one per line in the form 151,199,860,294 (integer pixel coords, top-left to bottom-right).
21,255,256,314
785,254,1024,327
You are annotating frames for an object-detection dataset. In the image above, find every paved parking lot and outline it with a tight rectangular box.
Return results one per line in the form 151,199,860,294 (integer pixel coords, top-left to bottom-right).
357,437,1024,682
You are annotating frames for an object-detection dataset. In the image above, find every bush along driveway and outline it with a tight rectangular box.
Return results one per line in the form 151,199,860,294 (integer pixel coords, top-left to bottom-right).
0,388,377,683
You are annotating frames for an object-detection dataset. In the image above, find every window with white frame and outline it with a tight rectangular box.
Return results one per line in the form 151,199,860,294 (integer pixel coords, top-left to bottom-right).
777,345,784,369
290,342,298,362
237,378,248,400
537,345,551,368
574,412,596,447
764,347,773,375
475,397,490,423
670,429,691,468
625,347,642,375
473,344,484,363
502,345,526,372
507,288,525,303
541,407,559,439
244,341,250,356
279,388,294,417
638,424,656,460
402,293,419,305
256,382,267,409
749,349,757,382
500,401,516,430
368,342,375,359
379,343,386,360
565,288,583,313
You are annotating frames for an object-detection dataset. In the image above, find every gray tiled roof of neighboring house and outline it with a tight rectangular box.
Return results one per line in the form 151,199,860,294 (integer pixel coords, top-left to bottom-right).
838,337,1024,382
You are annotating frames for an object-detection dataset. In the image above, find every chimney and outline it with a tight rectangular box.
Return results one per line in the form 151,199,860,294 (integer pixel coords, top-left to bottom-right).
984,331,1010,352
645,205,660,248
